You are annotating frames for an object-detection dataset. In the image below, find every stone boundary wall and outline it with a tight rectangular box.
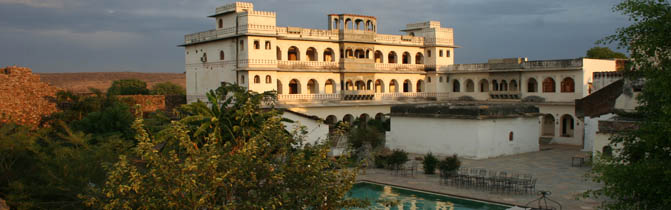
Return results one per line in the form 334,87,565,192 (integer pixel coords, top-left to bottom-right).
0,66,59,127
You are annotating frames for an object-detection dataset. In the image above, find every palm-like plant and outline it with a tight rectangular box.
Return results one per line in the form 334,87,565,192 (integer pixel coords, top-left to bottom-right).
178,83,277,145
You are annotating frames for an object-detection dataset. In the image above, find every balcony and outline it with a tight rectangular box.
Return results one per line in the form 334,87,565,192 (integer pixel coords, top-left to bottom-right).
277,92,449,103
277,61,339,70
374,63,428,71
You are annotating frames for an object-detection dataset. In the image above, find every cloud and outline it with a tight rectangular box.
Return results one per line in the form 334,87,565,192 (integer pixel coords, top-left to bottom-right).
0,0,65,8
7,27,141,49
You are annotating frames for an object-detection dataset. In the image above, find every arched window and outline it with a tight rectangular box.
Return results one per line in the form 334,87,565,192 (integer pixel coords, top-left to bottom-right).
415,53,424,64
265,75,272,84
389,80,398,93
403,80,412,92
500,80,508,91
375,113,385,121
240,75,245,84
528,78,538,92
253,40,260,49
374,51,384,63
374,79,384,93
366,80,373,90
253,75,260,84
561,114,575,137
446,50,451,57
201,52,207,62
265,41,271,50
343,114,353,123
345,19,352,30
355,19,363,30
492,80,499,91
510,80,519,91
354,49,365,59
366,49,372,59
480,79,489,92
288,46,300,61
289,79,300,94
416,80,424,92
543,78,556,92
323,48,334,62
402,52,411,64
326,115,338,127
388,51,397,63
276,47,282,60
561,77,575,92
346,80,354,90
332,18,339,30
240,40,244,51
355,80,366,90
466,79,475,92
345,48,353,58
325,79,336,94
219,50,225,60
306,47,318,61
452,80,461,92
366,20,373,31
218,19,223,28
427,50,432,57
439,76,443,83
439,50,444,57
307,79,318,94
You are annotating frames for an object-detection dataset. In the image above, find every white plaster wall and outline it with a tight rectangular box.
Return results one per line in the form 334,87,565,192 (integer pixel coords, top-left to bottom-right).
583,113,615,152
389,116,539,159
282,111,329,146
477,117,540,158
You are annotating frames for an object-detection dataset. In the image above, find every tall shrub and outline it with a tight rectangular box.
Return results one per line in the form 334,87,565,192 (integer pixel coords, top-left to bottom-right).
423,153,438,174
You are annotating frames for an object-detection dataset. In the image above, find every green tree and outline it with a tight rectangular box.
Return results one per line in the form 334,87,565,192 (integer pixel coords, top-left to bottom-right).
587,1,671,209
107,79,149,95
0,122,132,209
586,46,628,59
83,84,367,209
150,82,185,96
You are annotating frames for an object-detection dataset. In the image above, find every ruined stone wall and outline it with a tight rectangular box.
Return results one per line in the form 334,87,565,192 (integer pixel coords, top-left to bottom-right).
0,66,59,127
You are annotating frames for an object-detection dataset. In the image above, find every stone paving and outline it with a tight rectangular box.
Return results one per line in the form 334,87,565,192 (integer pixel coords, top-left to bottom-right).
357,145,604,209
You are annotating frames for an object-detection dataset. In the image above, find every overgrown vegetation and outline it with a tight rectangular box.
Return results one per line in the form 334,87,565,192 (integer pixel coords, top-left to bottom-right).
586,46,628,59
585,1,671,209
150,82,185,96
107,79,149,95
1,83,367,209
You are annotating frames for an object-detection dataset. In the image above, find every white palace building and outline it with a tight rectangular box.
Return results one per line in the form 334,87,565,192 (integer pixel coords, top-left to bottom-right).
182,2,620,155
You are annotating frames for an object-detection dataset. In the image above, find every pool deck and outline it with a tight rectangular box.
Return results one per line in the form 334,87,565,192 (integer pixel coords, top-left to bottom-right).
357,145,604,209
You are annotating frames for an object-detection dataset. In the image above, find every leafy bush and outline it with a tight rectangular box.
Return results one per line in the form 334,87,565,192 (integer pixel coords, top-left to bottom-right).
423,153,439,174
150,82,185,96
387,149,409,169
347,125,384,149
107,79,149,95
438,154,461,173
374,154,388,169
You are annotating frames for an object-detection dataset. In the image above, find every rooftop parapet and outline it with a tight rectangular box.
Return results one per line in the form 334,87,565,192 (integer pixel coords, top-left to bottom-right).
391,103,540,119
440,58,584,71
403,21,442,31
212,2,254,17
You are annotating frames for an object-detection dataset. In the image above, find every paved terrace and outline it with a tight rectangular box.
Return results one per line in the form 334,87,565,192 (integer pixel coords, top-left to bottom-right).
357,145,604,210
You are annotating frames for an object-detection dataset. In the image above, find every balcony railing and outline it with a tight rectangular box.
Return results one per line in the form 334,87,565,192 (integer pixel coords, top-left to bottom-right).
277,92,449,102
277,61,339,70
374,63,427,71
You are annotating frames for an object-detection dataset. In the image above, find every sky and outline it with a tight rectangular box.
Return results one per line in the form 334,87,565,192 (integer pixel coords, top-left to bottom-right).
0,0,629,73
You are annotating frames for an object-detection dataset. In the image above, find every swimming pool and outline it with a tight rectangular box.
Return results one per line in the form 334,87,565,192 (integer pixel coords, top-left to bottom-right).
347,182,512,210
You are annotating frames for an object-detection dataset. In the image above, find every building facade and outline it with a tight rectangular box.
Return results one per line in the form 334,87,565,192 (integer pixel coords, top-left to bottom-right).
182,2,618,146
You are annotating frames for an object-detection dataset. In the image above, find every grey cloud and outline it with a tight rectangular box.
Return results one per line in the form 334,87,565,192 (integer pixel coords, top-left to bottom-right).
0,0,628,73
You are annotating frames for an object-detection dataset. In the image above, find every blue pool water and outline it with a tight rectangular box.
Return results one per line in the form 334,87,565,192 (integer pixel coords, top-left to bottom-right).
347,182,511,210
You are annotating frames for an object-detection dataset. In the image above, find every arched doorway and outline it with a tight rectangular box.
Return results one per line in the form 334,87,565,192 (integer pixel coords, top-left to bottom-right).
355,80,366,90
466,79,475,92
375,79,384,93
403,80,412,92
323,48,335,62
288,46,300,61
561,114,575,137
325,79,336,94
542,114,555,136
343,114,354,124
416,80,424,92
289,79,300,94
307,79,318,94
389,80,398,93
375,113,385,121
479,79,489,92
276,80,283,94
374,51,383,63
